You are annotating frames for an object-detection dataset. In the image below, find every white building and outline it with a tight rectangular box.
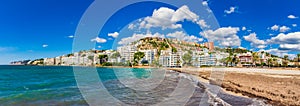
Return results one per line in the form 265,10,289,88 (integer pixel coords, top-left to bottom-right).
192,53,216,67
159,50,182,67
140,49,157,64
117,45,137,62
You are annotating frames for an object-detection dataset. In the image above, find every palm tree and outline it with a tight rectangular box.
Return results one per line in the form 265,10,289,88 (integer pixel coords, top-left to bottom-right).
272,58,278,67
252,52,259,67
283,55,289,68
267,58,273,68
297,54,300,68
224,56,232,67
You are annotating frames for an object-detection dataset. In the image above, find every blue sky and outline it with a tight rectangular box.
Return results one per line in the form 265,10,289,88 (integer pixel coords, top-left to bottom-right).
0,0,300,64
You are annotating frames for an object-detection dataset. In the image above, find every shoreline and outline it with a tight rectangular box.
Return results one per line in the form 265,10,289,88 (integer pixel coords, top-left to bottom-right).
168,68,300,106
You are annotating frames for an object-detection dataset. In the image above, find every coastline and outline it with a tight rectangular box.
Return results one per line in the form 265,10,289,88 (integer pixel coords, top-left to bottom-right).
168,67,300,106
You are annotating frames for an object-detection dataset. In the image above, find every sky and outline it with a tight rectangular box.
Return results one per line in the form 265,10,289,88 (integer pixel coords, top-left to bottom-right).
0,0,300,64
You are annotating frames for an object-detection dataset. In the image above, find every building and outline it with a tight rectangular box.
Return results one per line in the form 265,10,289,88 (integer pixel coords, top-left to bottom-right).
159,50,182,67
140,49,157,64
192,53,216,67
117,45,137,62
238,52,253,67
203,42,214,51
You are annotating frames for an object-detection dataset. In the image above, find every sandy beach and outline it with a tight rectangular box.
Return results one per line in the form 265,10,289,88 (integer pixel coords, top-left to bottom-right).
168,67,300,106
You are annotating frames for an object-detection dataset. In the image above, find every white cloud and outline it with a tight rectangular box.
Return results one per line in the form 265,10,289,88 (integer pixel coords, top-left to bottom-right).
139,5,201,30
202,1,208,6
68,35,74,38
270,25,279,31
97,46,102,48
128,24,135,30
42,44,48,48
108,32,119,38
292,24,297,27
139,7,180,29
197,20,209,28
288,15,298,19
267,32,300,51
171,5,199,22
167,31,203,42
91,37,107,43
242,27,246,31
118,33,165,45
200,27,241,47
279,26,290,32
224,7,236,14
243,33,266,49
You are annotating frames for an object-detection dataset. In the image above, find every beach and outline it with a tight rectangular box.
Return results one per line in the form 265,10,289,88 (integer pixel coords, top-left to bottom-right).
169,67,300,106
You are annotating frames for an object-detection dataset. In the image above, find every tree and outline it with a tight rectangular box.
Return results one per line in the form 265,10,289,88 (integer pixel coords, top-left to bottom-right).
182,53,192,66
172,47,177,53
298,54,300,68
225,56,232,67
99,54,108,65
133,52,145,65
232,54,239,66
81,54,86,66
111,52,121,59
252,52,259,67
267,58,273,68
283,55,289,68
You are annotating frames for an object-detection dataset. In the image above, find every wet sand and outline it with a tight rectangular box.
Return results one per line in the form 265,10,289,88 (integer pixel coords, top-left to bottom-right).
168,68,300,106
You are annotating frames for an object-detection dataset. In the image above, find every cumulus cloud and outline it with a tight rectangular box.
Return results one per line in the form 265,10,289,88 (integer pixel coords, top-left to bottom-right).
243,33,266,49
267,32,300,51
138,5,206,30
118,33,165,45
167,31,203,43
242,27,246,31
108,32,119,38
128,24,135,30
288,15,298,19
197,19,209,28
270,25,279,31
200,27,241,47
42,44,48,48
91,37,107,43
202,1,208,6
224,7,236,14
139,7,180,29
171,5,199,22
292,24,297,27
279,26,290,32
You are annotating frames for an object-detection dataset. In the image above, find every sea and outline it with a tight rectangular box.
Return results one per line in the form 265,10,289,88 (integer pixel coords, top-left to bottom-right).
0,65,269,106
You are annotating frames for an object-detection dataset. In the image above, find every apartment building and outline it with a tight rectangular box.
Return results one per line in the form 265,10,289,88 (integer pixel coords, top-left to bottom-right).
159,50,182,67
192,52,216,67
140,49,157,64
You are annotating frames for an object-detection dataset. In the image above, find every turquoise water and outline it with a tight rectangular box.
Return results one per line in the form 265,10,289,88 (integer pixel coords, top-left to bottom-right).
0,65,267,106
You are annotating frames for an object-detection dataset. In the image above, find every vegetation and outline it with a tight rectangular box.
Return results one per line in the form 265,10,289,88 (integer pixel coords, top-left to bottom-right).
133,52,145,65
88,56,94,66
182,53,192,66
99,54,108,65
